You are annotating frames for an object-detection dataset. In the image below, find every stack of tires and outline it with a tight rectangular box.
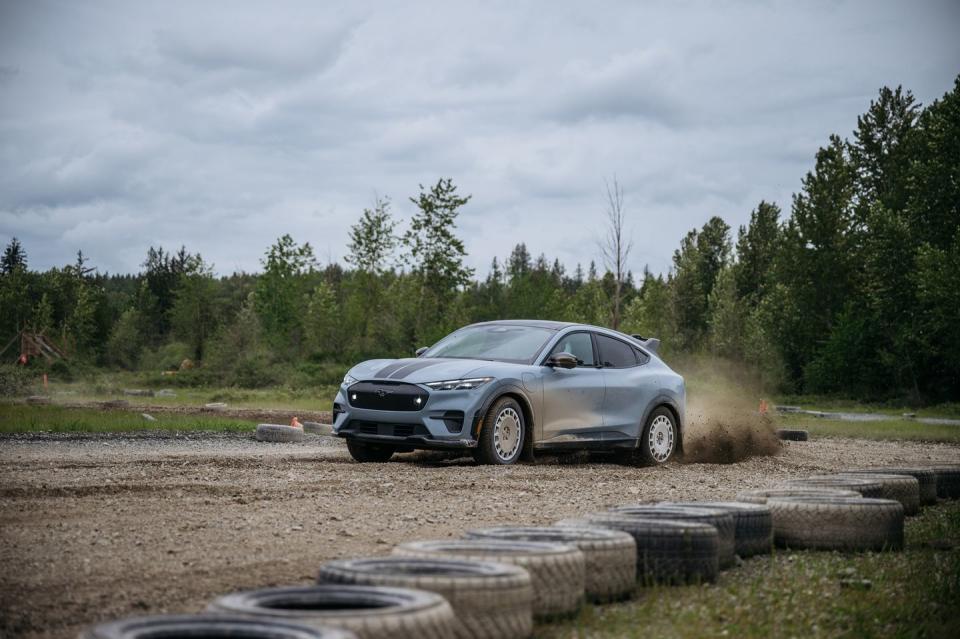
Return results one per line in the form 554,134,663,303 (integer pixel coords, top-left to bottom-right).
78,463,960,639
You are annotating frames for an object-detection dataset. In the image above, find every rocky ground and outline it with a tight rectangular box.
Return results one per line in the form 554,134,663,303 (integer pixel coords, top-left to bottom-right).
1,432,958,638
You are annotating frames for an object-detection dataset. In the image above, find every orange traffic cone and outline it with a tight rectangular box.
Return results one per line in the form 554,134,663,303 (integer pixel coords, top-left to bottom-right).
291,417,303,429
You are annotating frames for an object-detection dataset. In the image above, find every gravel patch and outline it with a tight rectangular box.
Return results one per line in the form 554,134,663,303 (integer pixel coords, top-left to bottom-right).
1,435,957,638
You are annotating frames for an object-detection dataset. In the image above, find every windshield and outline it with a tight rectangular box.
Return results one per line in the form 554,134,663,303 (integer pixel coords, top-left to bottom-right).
423,325,556,364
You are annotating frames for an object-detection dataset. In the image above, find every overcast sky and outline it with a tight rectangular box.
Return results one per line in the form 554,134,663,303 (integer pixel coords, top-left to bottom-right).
1,1,958,278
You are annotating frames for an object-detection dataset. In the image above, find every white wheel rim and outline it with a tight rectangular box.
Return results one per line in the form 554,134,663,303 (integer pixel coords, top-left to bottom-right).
493,407,522,461
648,414,675,462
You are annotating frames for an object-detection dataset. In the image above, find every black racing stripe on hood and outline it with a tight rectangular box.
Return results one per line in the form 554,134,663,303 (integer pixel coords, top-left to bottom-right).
374,360,417,378
388,360,447,380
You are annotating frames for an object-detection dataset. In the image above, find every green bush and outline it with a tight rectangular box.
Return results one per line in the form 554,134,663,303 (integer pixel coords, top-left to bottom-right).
292,361,350,387
139,342,194,372
0,365,36,396
47,359,74,382
229,357,284,388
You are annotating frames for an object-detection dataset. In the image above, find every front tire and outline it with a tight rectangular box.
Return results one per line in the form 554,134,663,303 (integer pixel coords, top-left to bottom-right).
638,406,677,465
346,439,396,463
473,397,525,465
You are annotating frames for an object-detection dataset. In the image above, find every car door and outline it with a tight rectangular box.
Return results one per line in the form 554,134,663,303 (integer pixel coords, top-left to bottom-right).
595,333,656,440
539,331,606,442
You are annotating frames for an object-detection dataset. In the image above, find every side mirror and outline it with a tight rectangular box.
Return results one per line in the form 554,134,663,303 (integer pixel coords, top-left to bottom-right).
415,346,429,357
546,352,577,369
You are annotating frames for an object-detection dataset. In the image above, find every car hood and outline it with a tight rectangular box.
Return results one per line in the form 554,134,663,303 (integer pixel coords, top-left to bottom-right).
350,358,517,384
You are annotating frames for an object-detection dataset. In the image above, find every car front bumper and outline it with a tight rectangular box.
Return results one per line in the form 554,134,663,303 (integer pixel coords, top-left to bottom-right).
332,381,495,450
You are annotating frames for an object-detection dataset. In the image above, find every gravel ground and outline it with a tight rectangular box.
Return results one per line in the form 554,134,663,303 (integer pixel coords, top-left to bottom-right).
1,432,958,639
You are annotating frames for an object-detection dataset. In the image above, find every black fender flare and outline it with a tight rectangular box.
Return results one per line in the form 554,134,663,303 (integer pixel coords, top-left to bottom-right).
472,383,536,440
640,395,685,452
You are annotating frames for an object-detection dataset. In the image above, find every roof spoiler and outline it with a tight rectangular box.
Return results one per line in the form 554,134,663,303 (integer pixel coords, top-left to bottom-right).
631,334,661,354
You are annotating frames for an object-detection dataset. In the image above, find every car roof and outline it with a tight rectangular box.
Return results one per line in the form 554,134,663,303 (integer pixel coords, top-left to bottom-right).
468,319,579,331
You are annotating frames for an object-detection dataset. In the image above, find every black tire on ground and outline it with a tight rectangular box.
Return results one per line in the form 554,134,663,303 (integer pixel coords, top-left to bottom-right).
303,421,332,436
663,501,773,557
207,585,456,639
392,539,584,621
783,475,884,498
80,615,354,639
473,397,526,465
836,473,920,516
255,424,305,443
847,467,938,506
610,505,736,569
464,525,636,602
345,439,396,463
635,406,680,465
556,514,719,585
927,464,960,499
776,428,808,441
317,557,532,639
767,496,904,551
735,487,862,504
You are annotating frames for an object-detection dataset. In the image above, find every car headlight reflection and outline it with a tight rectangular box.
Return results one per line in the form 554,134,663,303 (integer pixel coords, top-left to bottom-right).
342,373,358,387
424,377,494,391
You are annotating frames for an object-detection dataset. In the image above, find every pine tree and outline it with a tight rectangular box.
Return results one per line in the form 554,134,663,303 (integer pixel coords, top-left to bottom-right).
734,201,781,302
2,238,27,275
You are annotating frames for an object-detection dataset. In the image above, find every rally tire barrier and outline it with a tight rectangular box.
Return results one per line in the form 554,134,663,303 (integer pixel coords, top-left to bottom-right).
836,473,920,515
255,423,305,443
663,501,773,557
464,525,636,602
767,496,905,551
303,421,333,436
317,557,533,639
556,514,719,585
847,467,938,506
735,487,862,504
927,464,960,499
776,428,808,441
610,505,736,569
207,585,456,639
392,539,584,621
783,475,884,498
79,615,354,639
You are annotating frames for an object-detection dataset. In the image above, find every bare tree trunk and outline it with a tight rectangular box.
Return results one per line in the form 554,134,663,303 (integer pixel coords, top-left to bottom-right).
600,177,632,330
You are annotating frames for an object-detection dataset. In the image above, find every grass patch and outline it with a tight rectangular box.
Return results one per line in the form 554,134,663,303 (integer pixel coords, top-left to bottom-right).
35,375,339,411
774,395,960,419
537,503,960,638
0,403,257,434
780,414,960,443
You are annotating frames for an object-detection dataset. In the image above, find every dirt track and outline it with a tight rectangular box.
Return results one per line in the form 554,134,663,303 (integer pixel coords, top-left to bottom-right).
1,433,958,639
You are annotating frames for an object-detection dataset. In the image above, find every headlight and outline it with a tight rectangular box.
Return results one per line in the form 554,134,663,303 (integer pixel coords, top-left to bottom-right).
342,373,358,387
424,377,494,391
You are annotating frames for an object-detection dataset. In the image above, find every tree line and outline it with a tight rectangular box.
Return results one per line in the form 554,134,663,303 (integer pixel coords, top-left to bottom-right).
2,78,958,401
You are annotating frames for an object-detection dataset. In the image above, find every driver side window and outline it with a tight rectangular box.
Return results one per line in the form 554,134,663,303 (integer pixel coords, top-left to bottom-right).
550,332,596,367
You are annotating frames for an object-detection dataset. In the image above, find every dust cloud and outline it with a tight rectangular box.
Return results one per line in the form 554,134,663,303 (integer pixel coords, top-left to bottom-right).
676,356,781,464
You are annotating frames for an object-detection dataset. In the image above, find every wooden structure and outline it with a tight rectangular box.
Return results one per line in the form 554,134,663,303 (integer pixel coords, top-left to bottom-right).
0,330,68,364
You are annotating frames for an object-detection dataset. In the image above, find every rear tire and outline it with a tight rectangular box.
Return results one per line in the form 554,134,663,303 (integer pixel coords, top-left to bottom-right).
346,440,396,463
638,407,678,465
473,397,525,465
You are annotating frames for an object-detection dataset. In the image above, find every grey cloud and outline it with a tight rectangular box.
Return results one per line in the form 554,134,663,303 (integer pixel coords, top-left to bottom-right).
1,0,958,280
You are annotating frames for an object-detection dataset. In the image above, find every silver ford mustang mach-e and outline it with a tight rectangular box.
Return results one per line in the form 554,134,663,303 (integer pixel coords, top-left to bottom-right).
333,320,685,465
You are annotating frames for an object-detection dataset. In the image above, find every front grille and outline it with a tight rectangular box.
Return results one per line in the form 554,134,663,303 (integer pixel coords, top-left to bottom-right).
347,381,428,412
346,421,430,438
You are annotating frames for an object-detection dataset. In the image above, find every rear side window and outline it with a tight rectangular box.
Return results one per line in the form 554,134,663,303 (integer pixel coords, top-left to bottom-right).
596,334,638,368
